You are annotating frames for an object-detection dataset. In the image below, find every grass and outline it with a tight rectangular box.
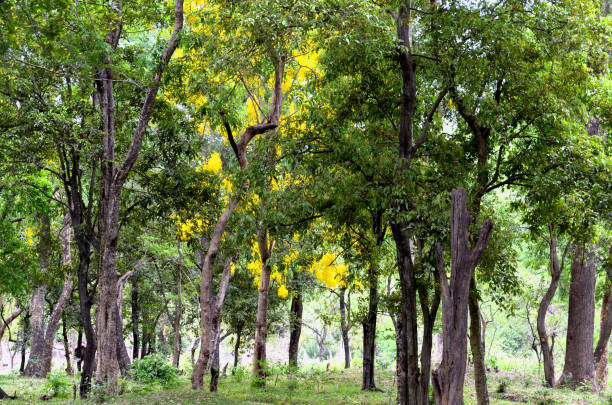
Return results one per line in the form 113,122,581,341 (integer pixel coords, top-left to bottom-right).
2,364,612,404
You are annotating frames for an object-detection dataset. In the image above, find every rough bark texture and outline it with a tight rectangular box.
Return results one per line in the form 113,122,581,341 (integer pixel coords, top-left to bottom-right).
362,270,378,390
94,0,184,394
192,52,284,389
288,289,303,368
116,271,132,375
209,260,232,392
468,279,489,405
131,277,139,361
557,243,597,389
432,188,494,405
339,288,350,369
172,241,183,368
253,231,274,381
537,225,565,387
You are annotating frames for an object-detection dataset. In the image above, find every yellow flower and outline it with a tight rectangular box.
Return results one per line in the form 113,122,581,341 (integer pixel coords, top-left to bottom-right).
277,284,289,299
201,152,222,174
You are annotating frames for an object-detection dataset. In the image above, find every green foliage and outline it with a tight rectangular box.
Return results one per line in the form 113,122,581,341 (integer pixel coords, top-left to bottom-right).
44,372,70,397
130,355,179,387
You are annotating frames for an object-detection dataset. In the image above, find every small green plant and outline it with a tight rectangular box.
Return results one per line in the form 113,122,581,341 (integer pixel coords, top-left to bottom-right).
130,354,179,387
496,377,509,393
45,371,70,397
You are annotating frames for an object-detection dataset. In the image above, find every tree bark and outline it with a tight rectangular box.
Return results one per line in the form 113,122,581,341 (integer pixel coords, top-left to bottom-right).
339,288,350,369
131,277,139,361
209,260,232,392
418,280,441,405
468,279,489,405
432,188,494,405
557,243,597,389
288,288,303,368
362,271,378,390
232,324,242,374
62,316,73,376
252,230,274,382
537,225,566,387
172,240,183,368
116,271,132,375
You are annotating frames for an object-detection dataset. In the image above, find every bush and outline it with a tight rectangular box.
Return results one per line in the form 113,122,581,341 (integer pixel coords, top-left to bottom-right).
45,372,70,397
130,355,179,387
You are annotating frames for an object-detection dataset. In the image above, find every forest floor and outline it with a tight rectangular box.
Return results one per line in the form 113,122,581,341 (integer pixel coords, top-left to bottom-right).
1,366,612,404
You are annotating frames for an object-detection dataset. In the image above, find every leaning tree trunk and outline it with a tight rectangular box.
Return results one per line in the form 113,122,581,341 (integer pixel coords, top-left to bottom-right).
192,52,284,389
557,243,597,389
173,240,183,368
252,230,274,382
537,224,565,387
432,187,493,405
288,288,303,368
339,288,350,369
362,267,378,390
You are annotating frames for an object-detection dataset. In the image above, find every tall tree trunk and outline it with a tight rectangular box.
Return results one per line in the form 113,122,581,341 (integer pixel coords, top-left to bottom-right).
362,269,378,390
24,213,51,378
62,316,73,376
116,272,132,375
432,187,493,405
418,282,441,405
253,230,274,382
192,52,284,389
557,243,597,389
173,240,183,368
209,260,232,392
288,288,303,368
19,312,30,375
94,0,183,394
339,288,350,369
468,280,489,405
232,324,242,374
393,312,406,404
537,225,566,387
131,277,139,361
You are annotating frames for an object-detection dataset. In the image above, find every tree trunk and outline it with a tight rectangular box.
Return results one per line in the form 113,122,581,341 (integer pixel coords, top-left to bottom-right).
537,225,565,387
131,277,139,361
393,312,406,404
232,324,242,374
557,243,597,389
62,317,73,376
192,52,284,390
19,312,30,375
253,230,274,382
432,188,493,405
288,288,303,368
209,260,232,392
418,282,441,405
362,271,378,390
468,279,489,405
116,272,132,375
339,288,350,369
173,240,183,368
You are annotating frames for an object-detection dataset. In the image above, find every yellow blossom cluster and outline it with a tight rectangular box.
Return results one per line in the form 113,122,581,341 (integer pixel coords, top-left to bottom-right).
171,213,205,241
198,152,223,174
245,239,290,299
25,227,34,246
308,252,348,289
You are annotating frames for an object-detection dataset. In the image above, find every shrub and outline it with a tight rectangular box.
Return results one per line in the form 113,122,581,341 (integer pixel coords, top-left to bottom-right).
130,355,179,387
45,372,70,397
